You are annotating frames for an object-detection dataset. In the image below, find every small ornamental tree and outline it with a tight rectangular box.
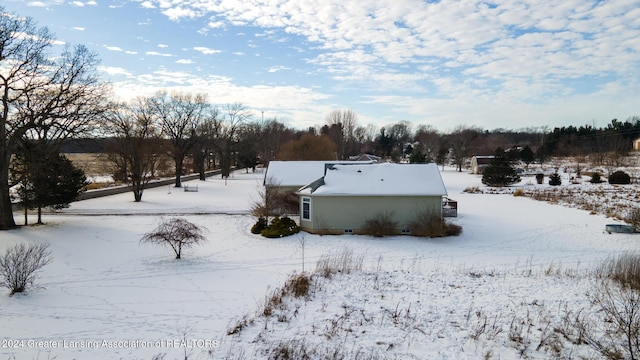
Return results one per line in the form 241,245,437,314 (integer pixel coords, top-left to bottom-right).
140,217,207,259
481,147,521,187
0,243,52,295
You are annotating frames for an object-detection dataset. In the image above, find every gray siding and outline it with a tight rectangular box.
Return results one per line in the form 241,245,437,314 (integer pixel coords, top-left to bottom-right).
300,195,442,234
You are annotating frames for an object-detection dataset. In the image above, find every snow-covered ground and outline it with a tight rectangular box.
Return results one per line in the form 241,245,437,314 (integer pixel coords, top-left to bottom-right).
1,168,638,359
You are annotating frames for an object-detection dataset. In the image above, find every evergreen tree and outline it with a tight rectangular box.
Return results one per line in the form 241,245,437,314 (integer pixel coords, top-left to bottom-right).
436,144,449,170
481,147,521,187
548,173,562,186
590,172,603,184
375,127,394,158
409,149,428,164
520,145,535,170
11,141,87,224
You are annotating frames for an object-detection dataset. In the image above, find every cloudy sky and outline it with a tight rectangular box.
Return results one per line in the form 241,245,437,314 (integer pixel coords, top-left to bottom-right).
4,0,640,132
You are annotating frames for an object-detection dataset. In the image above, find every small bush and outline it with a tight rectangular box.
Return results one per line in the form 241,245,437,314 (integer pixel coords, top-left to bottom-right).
464,186,481,193
84,182,109,190
627,208,640,232
362,211,397,237
227,315,253,335
548,173,562,186
535,173,544,184
284,273,311,298
608,170,631,185
260,272,315,320
0,243,52,295
251,217,268,234
590,172,603,184
574,253,640,360
513,189,525,197
315,248,363,278
260,216,300,238
407,213,462,238
597,252,640,291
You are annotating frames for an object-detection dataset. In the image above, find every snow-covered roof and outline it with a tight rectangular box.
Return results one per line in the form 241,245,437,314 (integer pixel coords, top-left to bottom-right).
264,160,372,187
299,162,448,196
348,154,381,162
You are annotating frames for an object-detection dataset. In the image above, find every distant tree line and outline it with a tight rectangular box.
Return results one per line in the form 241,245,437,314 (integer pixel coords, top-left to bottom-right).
105,113,640,180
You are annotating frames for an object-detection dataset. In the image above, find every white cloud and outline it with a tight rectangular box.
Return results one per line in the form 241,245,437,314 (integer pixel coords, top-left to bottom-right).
139,1,155,9
162,7,198,21
139,0,639,90
104,46,137,55
105,46,123,52
176,59,194,64
267,66,290,73
98,66,132,77
145,51,173,57
72,27,85,31
26,2,47,7
193,46,222,55
108,68,333,127
157,44,168,48
207,20,225,29
95,0,640,130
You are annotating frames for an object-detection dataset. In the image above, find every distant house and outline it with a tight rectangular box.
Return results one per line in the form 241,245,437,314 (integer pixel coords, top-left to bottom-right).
633,137,640,151
348,154,381,162
297,163,448,235
470,156,494,174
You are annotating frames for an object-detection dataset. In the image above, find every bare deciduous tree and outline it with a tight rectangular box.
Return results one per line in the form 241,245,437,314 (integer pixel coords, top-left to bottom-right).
0,8,110,230
278,133,337,160
191,109,219,181
214,103,251,179
0,243,52,295
151,91,209,188
140,217,207,259
325,109,359,160
251,177,286,222
255,118,296,166
447,126,481,172
104,98,163,202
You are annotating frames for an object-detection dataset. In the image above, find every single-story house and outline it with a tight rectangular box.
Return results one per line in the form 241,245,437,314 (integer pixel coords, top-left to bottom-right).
633,137,640,151
263,160,372,213
470,156,495,174
297,162,448,235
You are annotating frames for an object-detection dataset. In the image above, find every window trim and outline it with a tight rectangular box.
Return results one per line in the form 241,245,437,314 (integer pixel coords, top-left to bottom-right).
302,197,311,221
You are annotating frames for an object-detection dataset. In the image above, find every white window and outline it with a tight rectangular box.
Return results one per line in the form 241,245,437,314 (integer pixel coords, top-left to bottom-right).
302,197,311,220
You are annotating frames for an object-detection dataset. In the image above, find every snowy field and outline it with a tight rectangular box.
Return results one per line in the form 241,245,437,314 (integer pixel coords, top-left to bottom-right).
1,168,639,359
